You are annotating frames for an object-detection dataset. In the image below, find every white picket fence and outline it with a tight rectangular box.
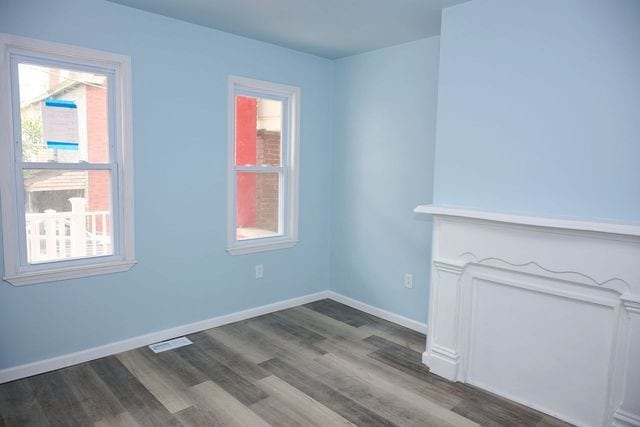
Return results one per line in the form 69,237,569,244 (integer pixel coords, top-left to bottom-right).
26,197,111,263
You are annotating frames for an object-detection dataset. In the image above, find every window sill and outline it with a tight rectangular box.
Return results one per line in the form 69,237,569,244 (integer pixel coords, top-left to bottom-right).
227,239,299,255
3,259,137,286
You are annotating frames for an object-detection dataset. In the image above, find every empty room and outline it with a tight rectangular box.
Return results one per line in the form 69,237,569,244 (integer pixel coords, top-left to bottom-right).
0,0,638,426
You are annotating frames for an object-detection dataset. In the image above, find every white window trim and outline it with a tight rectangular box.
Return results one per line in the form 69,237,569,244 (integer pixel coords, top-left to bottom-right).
227,76,300,255
0,33,136,286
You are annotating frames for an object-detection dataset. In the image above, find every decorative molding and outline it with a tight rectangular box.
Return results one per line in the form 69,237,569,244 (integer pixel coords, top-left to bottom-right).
432,260,464,274
431,343,459,359
458,252,631,293
613,409,640,427
621,298,640,314
0,290,426,383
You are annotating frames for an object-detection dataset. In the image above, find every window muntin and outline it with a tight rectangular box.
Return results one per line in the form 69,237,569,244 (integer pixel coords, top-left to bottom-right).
228,77,299,254
1,34,135,285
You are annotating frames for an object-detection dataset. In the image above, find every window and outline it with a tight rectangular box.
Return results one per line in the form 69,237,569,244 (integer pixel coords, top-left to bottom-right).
0,34,135,285
227,76,300,255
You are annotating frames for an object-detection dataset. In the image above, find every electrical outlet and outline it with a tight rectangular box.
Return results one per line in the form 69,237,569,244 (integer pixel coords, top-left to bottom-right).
255,264,264,279
404,273,413,289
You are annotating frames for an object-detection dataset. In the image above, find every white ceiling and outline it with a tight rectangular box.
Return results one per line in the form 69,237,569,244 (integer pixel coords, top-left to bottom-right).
106,0,469,59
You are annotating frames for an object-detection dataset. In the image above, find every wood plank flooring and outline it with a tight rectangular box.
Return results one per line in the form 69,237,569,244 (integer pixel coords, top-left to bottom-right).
0,299,573,426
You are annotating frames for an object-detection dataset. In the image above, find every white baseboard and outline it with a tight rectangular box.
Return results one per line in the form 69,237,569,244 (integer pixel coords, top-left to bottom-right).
422,351,458,381
0,290,427,384
326,291,428,334
0,290,330,384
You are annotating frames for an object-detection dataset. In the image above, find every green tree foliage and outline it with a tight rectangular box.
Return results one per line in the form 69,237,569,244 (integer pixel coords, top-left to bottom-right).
21,113,43,161
21,113,43,181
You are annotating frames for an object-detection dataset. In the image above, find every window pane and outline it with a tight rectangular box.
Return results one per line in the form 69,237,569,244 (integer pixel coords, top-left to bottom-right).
18,63,110,163
235,95,282,167
23,169,113,263
236,172,281,240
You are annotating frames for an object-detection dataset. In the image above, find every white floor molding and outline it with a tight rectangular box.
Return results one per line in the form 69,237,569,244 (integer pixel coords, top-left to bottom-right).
0,290,427,383
326,291,429,334
0,290,329,383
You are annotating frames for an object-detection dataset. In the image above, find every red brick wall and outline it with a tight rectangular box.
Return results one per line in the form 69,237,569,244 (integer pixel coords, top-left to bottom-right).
86,84,110,232
255,130,281,232
256,130,281,166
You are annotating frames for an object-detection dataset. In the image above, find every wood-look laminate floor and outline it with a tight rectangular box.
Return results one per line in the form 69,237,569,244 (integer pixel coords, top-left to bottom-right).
0,299,572,426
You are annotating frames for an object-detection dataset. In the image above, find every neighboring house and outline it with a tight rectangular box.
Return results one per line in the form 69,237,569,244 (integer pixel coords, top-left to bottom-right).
20,68,109,221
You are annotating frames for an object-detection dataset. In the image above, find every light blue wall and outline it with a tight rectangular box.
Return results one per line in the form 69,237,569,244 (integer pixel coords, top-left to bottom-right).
5,0,637,372
330,38,440,323
433,0,640,221
0,0,334,369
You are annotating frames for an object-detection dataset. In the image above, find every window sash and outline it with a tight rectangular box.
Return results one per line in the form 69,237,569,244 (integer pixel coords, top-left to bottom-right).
232,110,290,242
233,91,289,169
234,169,287,239
9,51,122,270
10,52,118,164
232,92,290,241
228,77,299,254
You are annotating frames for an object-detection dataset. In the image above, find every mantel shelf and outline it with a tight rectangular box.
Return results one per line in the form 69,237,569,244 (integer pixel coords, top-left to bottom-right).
414,204,640,237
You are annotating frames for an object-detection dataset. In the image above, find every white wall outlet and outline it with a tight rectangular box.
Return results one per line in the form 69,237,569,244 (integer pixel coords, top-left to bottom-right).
255,264,264,279
404,273,413,289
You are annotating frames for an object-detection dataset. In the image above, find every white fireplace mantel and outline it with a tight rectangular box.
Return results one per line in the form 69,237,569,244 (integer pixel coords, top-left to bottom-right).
414,204,640,237
415,204,640,427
